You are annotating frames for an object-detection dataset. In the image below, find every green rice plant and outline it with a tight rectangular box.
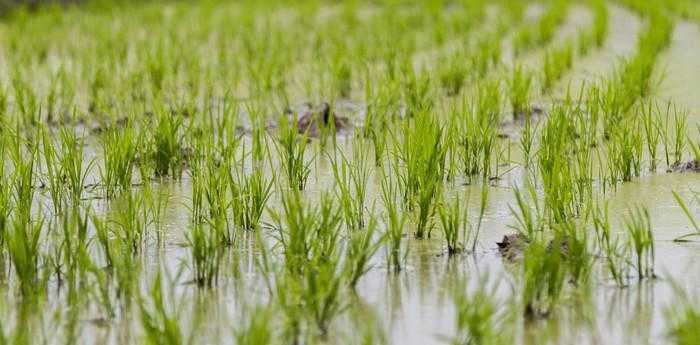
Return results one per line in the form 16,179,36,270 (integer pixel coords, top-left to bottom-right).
513,0,570,55
471,34,502,78
538,103,578,222
231,167,274,231
664,282,700,345
41,125,65,213
451,275,510,345
139,271,186,345
151,109,185,179
186,223,223,288
235,305,274,345
459,84,500,181
6,213,45,296
99,125,139,198
591,0,609,48
593,201,630,286
508,182,544,241
329,139,371,231
275,114,312,191
402,67,432,118
672,191,700,242
438,193,469,255
380,165,407,273
641,101,662,172
672,105,688,168
270,191,346,337
553,219,593,286
508,65,533,119
541,41,574,92
393,112,446,239
522,238,566,318
471,183,489,253
345,213,384,288
439,53,468,97
113,189,152,255
59,128,93,203
607,119,643,183
624,205,655,280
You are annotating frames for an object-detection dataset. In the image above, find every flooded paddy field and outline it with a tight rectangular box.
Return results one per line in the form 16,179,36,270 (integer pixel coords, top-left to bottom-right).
0,0,699,344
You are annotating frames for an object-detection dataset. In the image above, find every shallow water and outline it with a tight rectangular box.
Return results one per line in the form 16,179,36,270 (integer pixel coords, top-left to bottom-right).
1,3,700,345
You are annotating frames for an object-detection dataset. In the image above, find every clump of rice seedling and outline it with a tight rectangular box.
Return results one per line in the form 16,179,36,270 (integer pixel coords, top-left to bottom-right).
186,223,223,288
641,101,662,172
345,213,384,288
381,165,407,272
99,125,139,198
275,114,312,191
7,213,45,296
593,201,630,286
235,305,274,345
541,41,574,92
112,189,152,255
624,205,655,280
438,53,468,96
151,109,185,179
451,275,511,345
508,182,544,241
438,193,469,255
270,191,346,338
591,0,609,48
664,282,700,345
139,271,185,345
459,83,500,181
513,0,570,55
231,166,274,231
522,238,566,318
394,112,446,239
402,67,432,118
607,120,643,183
329,138,371,231
508,65,533,119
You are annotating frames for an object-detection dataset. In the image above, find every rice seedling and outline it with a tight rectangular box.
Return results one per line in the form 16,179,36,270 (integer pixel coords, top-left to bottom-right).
393,111,446,239
439,53,469,97
664,282,700,345
139,271,186,345
508,182,544,241
591,0,609,48
451,275,511,345
232,167,274,231
345,213,384,288
522,239,566,318
672,191,700,242
672,105,689,168
459,83,500,181
99,124,139,198
593,201,630,286
186,223,223,288
541,41,574,92
607,120,643,183
513,0,570,55
275,114,312,191
438,193,469,255
329,139,371,231
380,165,407,273
624,205,655,280
6,213,45,296
508,66,533,120
151,109,185,179
640,101,662,172
234,305,274,345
